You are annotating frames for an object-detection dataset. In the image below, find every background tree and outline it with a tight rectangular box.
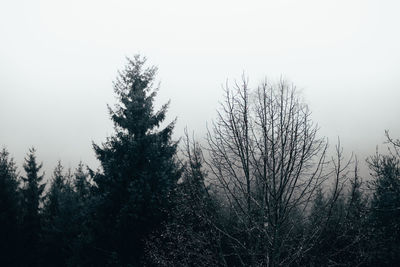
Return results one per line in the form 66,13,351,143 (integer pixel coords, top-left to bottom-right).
340,159,368,265
65,162,95,267
367,135,400,265
146,130,223,266
91,55,181,265
304,145,366,266
41,161,83,266
44,161,65,220
0,148,20,265
74,161,91,200
21,147,46,266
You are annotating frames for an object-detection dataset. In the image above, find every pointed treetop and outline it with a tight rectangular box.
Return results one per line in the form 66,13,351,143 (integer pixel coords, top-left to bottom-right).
106,55,171,137
22,147,44,183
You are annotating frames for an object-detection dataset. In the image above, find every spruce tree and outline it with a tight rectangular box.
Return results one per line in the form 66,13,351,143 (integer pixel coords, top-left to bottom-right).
42,161,66,266
66,162,93,266
42,162,81,266
368,154,400,265
92,55,181,265
45,160,64,220
342,164,368,265
0,148,20,265
21,147,45,266
74,161,90,200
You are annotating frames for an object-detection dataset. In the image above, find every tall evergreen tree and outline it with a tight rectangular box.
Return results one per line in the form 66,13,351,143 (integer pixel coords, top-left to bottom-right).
92,55,181,265
21,147,45,266
0,148,20,265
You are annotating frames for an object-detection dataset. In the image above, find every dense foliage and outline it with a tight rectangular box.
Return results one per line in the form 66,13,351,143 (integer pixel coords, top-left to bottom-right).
1,56,399,266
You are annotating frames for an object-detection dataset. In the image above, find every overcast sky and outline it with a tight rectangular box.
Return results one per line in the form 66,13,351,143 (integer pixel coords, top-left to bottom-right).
1,0,399,177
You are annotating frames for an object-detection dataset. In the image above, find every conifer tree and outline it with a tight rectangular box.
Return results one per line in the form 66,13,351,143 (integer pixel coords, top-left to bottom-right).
42,162,82,266
66,162,93,266
74,161,91,200
146,133,221,266
21,147,45,266
0,148,20,265
45,160,64,220
368,153,400,265
342,162,368,265
92,55,181,265
42,161,67,266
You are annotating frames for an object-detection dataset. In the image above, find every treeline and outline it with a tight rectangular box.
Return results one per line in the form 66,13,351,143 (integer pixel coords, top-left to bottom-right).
1,56,400,266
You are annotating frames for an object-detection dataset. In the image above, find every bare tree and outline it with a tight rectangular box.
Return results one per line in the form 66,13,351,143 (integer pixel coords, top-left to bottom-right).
206,78,346,266
385,130,400,158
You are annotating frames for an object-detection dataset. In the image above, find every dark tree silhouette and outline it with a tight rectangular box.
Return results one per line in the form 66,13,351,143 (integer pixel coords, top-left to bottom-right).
74,161,91,200
367,142,400,265
91,55,181,265
44,161,65,220
2,56,400,266
41,161,81,266
0,148,20,265
146,130,223,266
21,147,46,266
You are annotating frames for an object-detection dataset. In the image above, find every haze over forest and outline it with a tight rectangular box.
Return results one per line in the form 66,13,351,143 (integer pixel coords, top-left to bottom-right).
1,0,400,176
1,1,400,266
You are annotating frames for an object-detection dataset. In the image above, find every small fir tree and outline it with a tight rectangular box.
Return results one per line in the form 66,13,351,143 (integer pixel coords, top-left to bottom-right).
21,147,45,266
0,148,20,265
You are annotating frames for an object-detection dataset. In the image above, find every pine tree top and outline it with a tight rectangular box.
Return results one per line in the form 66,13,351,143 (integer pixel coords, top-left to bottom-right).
22,147,45,197
107,55,171,138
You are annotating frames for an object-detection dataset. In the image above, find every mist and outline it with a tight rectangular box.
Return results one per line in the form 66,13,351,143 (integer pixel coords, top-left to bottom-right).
1,0,399,174
2,1,400,266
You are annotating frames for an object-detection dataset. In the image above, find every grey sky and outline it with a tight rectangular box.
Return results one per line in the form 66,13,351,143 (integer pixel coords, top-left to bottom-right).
1,0,399,177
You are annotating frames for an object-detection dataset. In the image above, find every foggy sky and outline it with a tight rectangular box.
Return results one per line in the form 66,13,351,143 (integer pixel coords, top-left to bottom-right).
1,0,399,177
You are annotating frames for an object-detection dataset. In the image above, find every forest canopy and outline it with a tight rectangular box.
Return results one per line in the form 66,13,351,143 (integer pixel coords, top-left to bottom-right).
1,55,399,266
